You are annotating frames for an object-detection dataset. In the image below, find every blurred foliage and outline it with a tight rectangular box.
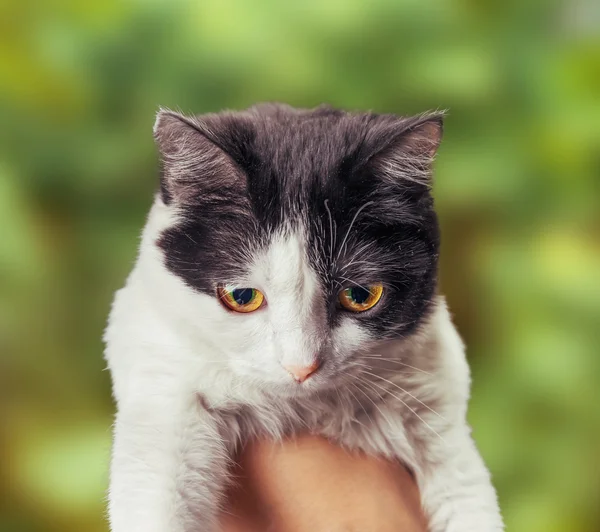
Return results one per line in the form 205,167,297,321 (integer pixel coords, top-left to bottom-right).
0,0,599,530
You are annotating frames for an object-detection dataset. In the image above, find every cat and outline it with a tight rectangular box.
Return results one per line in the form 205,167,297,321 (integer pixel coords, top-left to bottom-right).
104,103,504,531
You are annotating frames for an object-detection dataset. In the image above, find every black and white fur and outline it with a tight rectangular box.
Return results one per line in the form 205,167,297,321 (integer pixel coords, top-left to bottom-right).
104,103,503,531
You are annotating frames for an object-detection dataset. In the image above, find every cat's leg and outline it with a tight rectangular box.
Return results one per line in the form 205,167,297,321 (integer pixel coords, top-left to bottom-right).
406,301,503,530
415,425,504,532
108,385,229,532
345,399,503,532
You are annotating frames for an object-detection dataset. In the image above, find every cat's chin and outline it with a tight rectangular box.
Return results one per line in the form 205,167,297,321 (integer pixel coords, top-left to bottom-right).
255,375,331,401
265,364,362,400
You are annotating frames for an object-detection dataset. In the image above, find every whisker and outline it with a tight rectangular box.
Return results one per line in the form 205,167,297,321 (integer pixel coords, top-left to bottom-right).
346,383,374,427
347,361,374,370
362,356,432,376
340,259,373,271
182,231,199,246
362,378,446,443
349,364,423,378
336,201,374,262
334,384,345,409
362,371,446,421
338,276,371,292
324,199,336,264
352,382,400,438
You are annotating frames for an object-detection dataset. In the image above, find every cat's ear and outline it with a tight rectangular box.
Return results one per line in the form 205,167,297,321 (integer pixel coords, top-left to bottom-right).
368,112,444,187
153,109,244,204
398,113,443,160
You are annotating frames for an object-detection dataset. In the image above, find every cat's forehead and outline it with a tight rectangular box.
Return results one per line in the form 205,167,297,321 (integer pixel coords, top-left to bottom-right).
213,111,412,230
249,106,366,159
251,230,310,290
209,105,375,192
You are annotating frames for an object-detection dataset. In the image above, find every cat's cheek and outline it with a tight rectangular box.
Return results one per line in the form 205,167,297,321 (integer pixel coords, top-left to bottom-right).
331,318,371,358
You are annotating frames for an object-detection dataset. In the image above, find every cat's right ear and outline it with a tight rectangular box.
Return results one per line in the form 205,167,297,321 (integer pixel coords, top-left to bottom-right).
153,109,244,205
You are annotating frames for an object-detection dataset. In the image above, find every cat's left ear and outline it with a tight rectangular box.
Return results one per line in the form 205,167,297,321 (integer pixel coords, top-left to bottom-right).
367,112,444,187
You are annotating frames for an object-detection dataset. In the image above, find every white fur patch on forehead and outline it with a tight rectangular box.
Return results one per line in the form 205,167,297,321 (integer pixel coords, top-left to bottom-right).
249,229,321,319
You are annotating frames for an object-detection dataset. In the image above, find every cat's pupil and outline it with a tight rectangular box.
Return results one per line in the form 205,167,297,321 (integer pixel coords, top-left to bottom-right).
350,287,370,304
232,288,254,305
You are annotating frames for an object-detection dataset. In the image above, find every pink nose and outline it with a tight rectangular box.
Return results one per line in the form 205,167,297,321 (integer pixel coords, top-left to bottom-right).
283,362,320,383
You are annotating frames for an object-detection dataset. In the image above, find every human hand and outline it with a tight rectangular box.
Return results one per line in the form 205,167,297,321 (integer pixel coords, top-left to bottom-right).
220,434,427,532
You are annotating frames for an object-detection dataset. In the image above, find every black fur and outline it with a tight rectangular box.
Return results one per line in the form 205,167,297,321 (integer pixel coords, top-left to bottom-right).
156,103,442,338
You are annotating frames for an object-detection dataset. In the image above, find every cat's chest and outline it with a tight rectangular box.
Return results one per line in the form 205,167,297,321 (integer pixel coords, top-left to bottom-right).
216,391,415,464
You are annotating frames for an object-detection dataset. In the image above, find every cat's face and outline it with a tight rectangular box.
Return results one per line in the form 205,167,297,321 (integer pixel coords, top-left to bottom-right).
153,104,442,397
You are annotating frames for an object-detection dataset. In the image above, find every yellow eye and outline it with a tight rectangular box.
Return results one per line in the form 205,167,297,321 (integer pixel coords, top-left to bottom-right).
338,284,383,312
217,286,265,313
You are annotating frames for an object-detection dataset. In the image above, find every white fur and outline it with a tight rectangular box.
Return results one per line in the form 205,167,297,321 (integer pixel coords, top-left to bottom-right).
104,196,504,531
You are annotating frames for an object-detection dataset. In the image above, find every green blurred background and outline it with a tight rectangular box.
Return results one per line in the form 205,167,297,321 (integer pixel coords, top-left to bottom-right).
1,0,599,530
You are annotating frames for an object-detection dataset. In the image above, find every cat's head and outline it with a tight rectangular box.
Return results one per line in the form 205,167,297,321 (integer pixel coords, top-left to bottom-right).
148,103,442,397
